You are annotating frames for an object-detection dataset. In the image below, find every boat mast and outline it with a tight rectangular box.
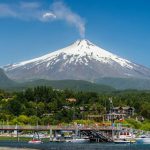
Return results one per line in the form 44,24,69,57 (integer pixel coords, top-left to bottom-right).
109,97,114,141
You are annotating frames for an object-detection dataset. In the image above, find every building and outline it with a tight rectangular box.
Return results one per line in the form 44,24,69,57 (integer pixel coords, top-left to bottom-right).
106,106,135,121
111,106,135,116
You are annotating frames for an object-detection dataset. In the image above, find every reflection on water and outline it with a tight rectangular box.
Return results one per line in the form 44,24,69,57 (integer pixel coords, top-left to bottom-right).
0,142,150,150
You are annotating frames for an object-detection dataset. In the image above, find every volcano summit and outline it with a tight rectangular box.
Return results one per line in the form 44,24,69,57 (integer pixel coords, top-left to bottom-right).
3,39,150,82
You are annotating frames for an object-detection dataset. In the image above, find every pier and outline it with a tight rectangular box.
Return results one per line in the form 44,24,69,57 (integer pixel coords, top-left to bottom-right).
0,125,122,142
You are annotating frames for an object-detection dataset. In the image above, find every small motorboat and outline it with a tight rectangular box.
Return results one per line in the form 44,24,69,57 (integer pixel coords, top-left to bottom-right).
136,135,150,144
65,137,89,143
28,131,43,144
28,139,43,144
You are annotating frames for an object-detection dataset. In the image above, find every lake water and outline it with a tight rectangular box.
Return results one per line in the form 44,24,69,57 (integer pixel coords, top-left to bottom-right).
0,142,150,150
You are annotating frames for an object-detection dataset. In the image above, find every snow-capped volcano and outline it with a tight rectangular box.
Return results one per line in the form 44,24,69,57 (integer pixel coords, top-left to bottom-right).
3,39,150,81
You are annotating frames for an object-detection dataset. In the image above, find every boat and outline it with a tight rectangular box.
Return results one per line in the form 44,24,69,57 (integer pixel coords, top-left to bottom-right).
114,139,136,144
65,137,89,143
114,129,136,144
28,139,43,144
28,131,43,144
118,131,135,139
136,135,150,144
63,125,89,143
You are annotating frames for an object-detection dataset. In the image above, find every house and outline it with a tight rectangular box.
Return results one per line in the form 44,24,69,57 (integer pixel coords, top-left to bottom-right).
105,106,135,121
111,106,135,116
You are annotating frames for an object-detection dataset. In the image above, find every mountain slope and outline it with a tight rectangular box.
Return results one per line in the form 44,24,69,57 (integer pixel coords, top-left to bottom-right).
0,67,115,92
0,68,16,89
21,79,115,92
0,78,115,92
3,39,150,82
96,77,150,90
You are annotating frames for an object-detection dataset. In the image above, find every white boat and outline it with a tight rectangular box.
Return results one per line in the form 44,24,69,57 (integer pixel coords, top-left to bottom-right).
114,139,136,144
114,130,136,144
65,137,89,143
28,139,43,144
136,135,150,144
118,131,135,139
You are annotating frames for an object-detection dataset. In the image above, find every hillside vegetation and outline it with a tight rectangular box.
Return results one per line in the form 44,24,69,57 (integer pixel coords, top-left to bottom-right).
0,87,149,130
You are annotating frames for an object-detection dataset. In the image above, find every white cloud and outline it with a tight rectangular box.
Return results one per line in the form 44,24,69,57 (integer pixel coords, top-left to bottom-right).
0,1,85,38
42,12,56,20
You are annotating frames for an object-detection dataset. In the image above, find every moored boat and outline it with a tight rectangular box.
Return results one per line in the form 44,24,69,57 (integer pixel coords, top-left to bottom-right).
114,139,136,144
66,138,89,143
136,135,150,144
28,139,43,144
65,136,90,143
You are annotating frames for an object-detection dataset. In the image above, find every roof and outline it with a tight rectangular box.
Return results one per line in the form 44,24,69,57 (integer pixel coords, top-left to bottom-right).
66,98,77,102
112,106,134,110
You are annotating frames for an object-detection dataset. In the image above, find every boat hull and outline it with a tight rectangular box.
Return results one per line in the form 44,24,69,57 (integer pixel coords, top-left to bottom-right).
114,139,136,144
28,140,43,144
66,138,89,143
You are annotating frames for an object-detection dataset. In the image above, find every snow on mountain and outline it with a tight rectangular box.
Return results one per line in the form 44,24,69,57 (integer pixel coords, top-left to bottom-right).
5,39,133,70
3,39,150,81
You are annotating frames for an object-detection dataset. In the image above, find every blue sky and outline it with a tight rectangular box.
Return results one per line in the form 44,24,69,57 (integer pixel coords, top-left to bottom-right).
0,0,150,67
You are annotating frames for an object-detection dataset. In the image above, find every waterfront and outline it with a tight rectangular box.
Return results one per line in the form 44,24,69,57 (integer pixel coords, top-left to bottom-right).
0,142,150,150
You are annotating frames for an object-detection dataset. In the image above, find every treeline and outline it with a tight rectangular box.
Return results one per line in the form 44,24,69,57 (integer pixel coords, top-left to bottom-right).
0,87,150,126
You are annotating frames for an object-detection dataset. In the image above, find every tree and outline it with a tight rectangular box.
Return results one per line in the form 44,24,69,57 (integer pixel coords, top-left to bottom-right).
141,102,150,119
8,99,23,116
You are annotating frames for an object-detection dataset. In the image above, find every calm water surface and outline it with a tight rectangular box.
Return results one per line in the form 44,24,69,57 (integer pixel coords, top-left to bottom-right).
0,142,150,150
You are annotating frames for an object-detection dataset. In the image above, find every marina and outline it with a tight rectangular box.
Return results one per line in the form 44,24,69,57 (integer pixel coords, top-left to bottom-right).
0,124,123,143
0,125,149,144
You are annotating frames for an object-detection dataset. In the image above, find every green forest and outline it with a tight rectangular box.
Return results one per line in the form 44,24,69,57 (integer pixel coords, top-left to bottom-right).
0,86,150,130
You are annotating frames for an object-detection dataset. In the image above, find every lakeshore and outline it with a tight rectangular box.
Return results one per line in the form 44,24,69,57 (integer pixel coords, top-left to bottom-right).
0,125,149,149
